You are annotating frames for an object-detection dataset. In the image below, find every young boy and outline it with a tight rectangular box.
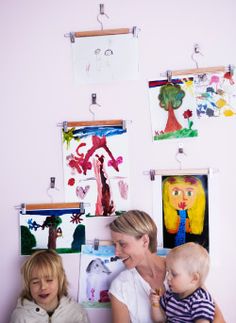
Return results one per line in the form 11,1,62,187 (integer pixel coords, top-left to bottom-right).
10,249,90,323
150,242,215,323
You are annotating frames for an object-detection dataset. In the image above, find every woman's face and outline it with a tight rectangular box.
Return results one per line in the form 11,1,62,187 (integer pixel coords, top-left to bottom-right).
111,231,148,269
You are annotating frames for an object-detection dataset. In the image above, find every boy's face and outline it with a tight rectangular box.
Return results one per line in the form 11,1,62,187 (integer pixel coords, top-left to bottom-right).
29,267,59,312
166,258,198,299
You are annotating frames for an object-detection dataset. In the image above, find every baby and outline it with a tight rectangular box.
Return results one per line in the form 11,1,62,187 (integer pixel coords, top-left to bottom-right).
150,242,215,322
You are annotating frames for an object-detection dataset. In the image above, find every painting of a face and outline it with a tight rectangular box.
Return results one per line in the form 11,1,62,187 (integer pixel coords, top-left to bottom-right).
168,182,197,210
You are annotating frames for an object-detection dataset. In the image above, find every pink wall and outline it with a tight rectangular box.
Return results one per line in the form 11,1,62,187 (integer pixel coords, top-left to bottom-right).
0,0,236,322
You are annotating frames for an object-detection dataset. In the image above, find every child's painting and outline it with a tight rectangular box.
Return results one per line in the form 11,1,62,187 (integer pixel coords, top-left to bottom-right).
78,244,125,308
194,71,236,118
162,175,209,250
71,33,139,84
148,78,198,141
62,122,130,216
20,203,86,255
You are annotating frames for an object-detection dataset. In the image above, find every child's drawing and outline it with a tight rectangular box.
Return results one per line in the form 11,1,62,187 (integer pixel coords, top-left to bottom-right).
194,71,236,117
162,175,209,250
72,33,139,84
20,205,86,255
78,244,125,308
62,123,130,216
148,78,198,141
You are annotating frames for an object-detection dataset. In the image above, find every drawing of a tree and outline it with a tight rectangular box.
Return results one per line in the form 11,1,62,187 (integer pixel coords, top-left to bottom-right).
158,83,185,133
41,216,62,249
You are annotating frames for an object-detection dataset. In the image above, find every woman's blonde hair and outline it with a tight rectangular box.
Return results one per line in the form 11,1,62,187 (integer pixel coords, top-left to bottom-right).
163,176,206,234
109,210,157,253
20,249,68,302
167,242,210,285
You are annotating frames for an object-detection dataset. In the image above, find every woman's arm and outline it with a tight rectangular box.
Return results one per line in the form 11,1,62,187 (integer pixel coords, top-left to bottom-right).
213,302,226,323
110,294,130,323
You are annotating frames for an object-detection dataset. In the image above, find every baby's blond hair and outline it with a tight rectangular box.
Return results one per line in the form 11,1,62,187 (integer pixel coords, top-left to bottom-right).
167,242,210,285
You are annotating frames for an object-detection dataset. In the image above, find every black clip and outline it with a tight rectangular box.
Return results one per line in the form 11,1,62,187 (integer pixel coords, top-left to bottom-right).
94,238,99,251
149,169,156,181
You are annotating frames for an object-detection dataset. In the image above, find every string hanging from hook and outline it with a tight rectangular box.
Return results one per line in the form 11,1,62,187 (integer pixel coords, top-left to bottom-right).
97,4,109,30
89,93,101,121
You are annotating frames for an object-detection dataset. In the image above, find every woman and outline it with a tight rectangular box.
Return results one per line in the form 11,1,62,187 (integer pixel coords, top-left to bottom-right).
109,209,225,323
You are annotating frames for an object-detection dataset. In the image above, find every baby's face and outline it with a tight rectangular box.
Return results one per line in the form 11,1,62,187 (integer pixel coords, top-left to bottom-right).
29,267,59,312
166,258,198,299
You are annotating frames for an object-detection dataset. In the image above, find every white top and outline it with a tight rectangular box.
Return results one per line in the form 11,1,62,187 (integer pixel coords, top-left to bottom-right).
109,268,153,323
10,296,90,323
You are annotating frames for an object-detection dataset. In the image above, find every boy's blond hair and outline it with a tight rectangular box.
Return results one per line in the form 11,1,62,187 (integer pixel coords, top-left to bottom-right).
20,249,68,302
167,242,210,285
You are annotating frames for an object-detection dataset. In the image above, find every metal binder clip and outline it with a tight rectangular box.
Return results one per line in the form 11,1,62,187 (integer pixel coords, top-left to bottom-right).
132,26,140,38
69,32,75,43
166,70,172,83
62,121,68,132
94,238,99,251
122,120,127,130
149,169,156,181
80,202,85,214
21,203,26,215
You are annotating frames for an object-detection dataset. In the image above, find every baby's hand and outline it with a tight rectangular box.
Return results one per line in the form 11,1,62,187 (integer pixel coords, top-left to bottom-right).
150,288,161,307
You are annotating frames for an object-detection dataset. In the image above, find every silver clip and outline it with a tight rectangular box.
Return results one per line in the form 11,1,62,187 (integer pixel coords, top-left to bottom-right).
89,93,101,121
64,32,75,43
63,121,68,132
228,64,234,75
21,203,26,214
80,202,85,214
97,4,109,30
149,169,156,181
94,238,99,251
132,26,140,38
47,177,59,203
166,70,172,83
122,120,127,130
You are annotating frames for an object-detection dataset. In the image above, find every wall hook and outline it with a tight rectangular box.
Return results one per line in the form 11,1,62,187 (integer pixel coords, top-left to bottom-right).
89,93,101,121
175,143,187,169
191,43,203,68
47,177,59,203
97,4,109,30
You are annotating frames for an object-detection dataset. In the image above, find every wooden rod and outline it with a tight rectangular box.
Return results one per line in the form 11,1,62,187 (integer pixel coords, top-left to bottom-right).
66,119,123,127
171,66,226,77
25,202,81,211
74,28,131,38
154,168,210,175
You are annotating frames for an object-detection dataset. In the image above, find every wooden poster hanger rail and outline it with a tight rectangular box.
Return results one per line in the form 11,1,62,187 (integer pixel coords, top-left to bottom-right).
22,202,82,211
170,65,226,77
65,119,124,128
64,27,139,42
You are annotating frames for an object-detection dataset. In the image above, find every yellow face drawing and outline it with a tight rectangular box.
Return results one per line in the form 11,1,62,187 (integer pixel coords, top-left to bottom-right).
167,182,197,211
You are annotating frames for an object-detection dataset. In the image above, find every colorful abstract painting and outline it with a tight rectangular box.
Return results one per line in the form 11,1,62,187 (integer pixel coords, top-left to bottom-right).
148,78,198,141
20,204,86,255
78,244,124,308
71,33,139,84
62,122,130,216
162,174,209,251
194,71,236,118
